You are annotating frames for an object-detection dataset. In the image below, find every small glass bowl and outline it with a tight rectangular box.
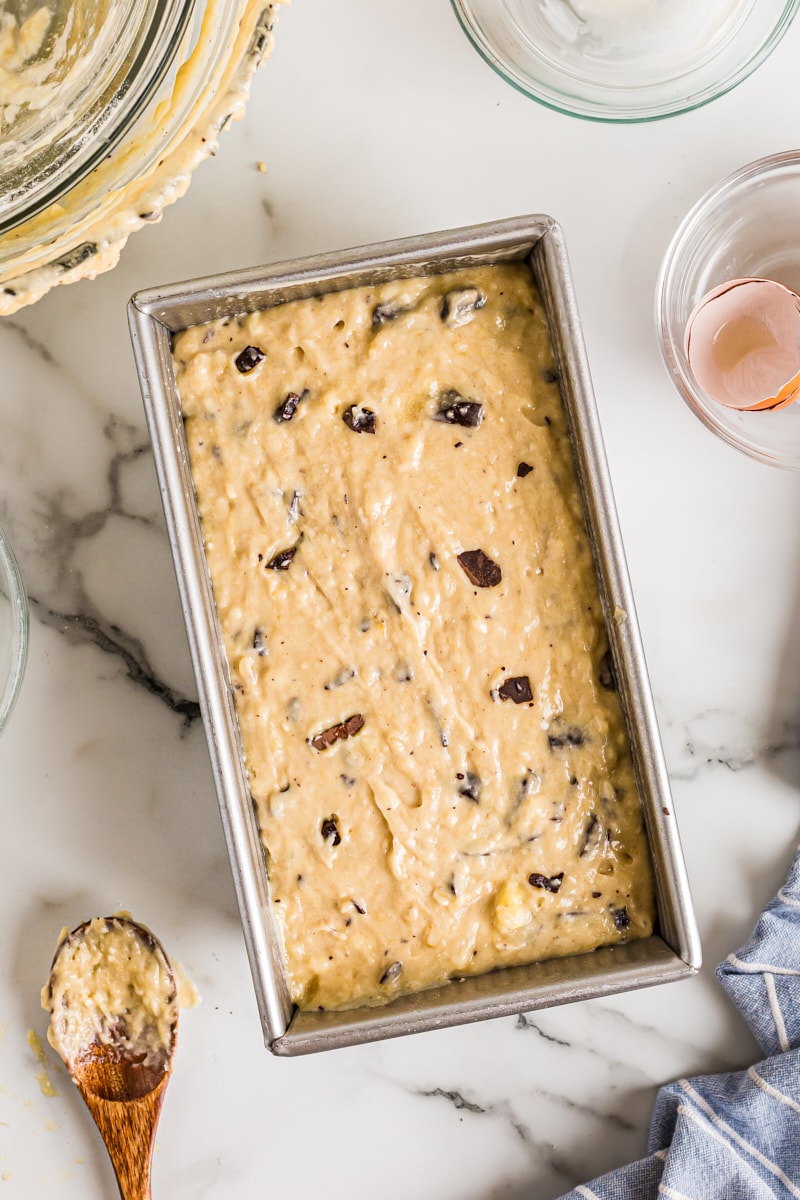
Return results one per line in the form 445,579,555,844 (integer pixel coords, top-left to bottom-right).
656,150,800,470
450,0,800,123
0,523,28,735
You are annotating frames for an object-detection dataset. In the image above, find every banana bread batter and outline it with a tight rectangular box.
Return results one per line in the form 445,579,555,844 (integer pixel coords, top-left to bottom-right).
42,917,176,1069
174,263,655,1010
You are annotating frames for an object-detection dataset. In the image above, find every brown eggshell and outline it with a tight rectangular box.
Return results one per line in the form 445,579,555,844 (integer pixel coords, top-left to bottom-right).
685,277,800,411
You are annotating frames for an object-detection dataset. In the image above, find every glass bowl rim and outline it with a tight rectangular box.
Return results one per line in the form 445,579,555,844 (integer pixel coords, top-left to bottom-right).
0,523,29,733
449,0,800,124
655,147,800,471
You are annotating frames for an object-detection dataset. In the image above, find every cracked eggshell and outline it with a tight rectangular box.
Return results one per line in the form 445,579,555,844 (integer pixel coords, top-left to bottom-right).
685,277,800,412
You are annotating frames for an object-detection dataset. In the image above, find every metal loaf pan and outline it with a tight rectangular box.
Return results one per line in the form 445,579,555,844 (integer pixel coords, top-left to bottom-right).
128,215,701,1056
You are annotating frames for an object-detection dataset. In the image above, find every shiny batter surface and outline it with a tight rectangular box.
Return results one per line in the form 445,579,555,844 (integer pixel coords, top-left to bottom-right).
174,263,655,1011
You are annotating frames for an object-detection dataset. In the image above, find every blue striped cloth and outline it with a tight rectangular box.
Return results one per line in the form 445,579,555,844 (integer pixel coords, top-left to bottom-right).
558,850,800,1200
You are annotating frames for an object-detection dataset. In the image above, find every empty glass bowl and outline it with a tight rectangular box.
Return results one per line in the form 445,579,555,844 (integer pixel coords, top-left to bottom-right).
450,0,800,123
656,150,800,470
0,522,28,734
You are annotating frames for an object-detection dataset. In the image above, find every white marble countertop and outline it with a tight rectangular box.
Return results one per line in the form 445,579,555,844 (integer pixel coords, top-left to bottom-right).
2,2,800,1195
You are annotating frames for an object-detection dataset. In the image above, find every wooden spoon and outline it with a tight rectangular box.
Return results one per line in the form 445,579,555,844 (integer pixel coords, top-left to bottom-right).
42,916,179,1200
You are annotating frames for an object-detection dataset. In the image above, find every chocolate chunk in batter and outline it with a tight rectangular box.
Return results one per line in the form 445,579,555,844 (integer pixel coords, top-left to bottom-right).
311,713,365,751
55,241,97,273
234,345,266,374
379,961,403,986
548,725,588,750
265,546,297,571
324,666,356,691
434,391,483,428
612,905,631,932
372,301,407,329
598,650,617,691
441,287,486,328
343,404,377,434
320,817,342,846
252,628,267,656
519,769,541,797
517,462,534,478
457,549,502,588
498,676,533,704
429,551,440,571
528,872,564,893
579,813,602,857
457,772,482,802
274,389,308,423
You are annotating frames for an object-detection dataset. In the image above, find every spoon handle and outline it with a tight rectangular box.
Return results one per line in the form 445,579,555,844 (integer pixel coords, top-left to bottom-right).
80,1077,168,1200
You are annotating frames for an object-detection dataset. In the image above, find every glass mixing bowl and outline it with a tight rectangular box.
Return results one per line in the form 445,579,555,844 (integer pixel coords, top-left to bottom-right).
0,522,28,735
0,0,284,312
450,0,800,123
656,150,800,470
0,0,195,232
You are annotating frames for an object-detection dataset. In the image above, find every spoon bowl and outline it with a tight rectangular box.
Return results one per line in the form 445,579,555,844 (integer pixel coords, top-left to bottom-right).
42,916,178,1200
